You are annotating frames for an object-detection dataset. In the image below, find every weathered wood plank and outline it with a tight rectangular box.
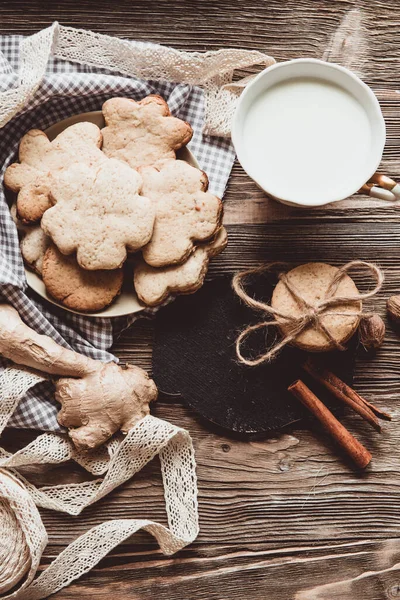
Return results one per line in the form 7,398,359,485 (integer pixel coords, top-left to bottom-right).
41,539,400,600
0,0,399,85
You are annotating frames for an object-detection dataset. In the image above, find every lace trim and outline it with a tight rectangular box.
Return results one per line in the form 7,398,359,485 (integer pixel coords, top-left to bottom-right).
0,22,274,136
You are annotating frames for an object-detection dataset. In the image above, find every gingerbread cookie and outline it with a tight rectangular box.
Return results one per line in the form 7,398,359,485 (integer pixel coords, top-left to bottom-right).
271,263,361,352
101,95,193,169
134,227,228,306
20,225,50,275
42,245,124,312
41,159,155,271
4,122,105,224
140,160,223,267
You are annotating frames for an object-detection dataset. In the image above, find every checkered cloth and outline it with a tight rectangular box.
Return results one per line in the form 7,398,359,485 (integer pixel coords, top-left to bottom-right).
0,34,235,432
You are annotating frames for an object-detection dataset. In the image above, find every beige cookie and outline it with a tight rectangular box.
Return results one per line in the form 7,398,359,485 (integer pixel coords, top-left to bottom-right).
4,122,104,224
41,158,155,271
140,160,223,267
271,262,362,352
20,225,50,275
42,245,124,312
134,227,228,306
101,95,193,169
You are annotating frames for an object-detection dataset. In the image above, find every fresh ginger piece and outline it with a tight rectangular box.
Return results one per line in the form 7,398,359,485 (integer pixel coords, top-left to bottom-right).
0,304,97,377
55,362,158,451
0,304,158,450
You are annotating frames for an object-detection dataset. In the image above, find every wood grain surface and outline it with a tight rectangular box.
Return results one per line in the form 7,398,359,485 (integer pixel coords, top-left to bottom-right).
2,1,400,599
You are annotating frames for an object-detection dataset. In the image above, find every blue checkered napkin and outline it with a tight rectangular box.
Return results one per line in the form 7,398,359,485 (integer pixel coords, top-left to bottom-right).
0,35,236,432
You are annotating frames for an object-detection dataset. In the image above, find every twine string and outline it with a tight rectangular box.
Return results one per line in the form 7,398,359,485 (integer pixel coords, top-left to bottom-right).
232,260,384,367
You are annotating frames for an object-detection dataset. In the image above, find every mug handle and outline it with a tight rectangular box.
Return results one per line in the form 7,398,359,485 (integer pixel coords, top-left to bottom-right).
359,174,400,201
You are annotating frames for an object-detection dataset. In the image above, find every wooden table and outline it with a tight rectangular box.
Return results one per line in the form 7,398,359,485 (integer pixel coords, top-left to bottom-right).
2,2,400,599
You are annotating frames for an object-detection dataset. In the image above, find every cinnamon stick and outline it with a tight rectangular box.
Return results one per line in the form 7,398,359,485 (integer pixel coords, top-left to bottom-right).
360,396,392,421
302,360,381,432
288,379,372,469
303,359,391,423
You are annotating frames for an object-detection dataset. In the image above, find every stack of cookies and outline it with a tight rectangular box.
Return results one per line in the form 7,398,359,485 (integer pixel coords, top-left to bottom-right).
5,95,227,312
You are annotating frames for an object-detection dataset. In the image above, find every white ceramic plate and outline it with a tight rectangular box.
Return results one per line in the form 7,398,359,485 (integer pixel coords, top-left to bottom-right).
23,111,199,318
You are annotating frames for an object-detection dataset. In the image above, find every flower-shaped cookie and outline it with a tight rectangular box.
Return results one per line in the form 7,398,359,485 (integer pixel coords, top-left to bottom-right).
140,160,223,267
41,159,155,270
4,122,105,223
42,245,124,312
101,95,193,169
134,227,228,306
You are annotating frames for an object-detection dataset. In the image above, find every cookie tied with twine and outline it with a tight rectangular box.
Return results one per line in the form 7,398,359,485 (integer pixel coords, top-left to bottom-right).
232,261,384,366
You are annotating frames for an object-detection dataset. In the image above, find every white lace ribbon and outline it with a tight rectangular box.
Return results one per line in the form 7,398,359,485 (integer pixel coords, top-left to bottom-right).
0,367,199,599
0,22,275,136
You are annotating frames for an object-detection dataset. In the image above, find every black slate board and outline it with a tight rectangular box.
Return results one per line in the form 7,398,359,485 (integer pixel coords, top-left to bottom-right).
153,275,357,436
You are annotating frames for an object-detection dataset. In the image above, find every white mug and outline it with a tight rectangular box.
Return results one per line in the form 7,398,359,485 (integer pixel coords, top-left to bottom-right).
232,58,400,207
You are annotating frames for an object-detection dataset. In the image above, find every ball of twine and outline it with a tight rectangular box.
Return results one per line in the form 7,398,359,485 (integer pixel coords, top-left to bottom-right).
0,469,47,597
232,260,384,366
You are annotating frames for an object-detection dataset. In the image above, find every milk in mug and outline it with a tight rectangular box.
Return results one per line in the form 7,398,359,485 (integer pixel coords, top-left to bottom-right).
242,77,372,204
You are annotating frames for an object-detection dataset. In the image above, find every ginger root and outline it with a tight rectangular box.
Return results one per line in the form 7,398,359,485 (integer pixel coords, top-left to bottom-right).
56,362,157,451
0,304,97,377
0,304,157,450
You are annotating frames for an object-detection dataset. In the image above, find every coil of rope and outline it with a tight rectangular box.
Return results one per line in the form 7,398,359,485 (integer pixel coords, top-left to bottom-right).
0,469,46,599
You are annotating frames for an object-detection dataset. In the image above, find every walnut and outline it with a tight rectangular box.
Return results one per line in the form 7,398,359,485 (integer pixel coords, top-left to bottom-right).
387,295,400,324
359,314,385,351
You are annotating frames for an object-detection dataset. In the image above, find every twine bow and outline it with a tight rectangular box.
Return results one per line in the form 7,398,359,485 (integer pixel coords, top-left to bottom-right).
232,261,384,366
